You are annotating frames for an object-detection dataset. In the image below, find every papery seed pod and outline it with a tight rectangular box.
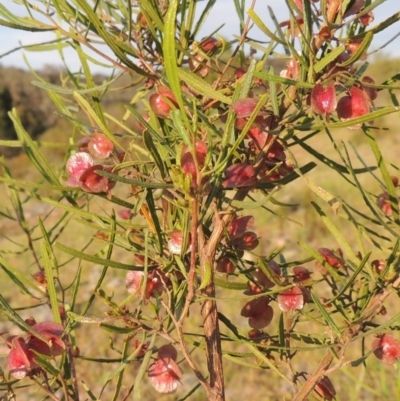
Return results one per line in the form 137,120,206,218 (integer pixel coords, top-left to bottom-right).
377,192,392,217
7,337,39,380
318,26,332,41
314,376,336,401
234,67,247,80
158,344,178,361
361,76,378,101
231,98,259,119
136,12,147,27
359,11,374,26
277,286,304,312
118,209,132,220
181,141,208,189
336,86,370,129
199,37,221,53
88,132,114,159
66,152,94,187
222,163,256,188
77,137,90,153
372,334,400,365
229,215,255,238
318,248,344,269
371,259,386,274
168,231,191,255
126,270,144,296
126,269,169,300
27,322,65,357
188,54,210,77
280,59,300,80
32,271,47,291
248,328,263,339
79,165,116,194
132,338,149,357
310,83,337,115
247,261,282,292
241,297,274,329
279,16,304,38
216,256,236,274
345,39,367,60
343,0,365,18
148,357,182,394
231,231,259,251
149,87,178,119
293,266,312,284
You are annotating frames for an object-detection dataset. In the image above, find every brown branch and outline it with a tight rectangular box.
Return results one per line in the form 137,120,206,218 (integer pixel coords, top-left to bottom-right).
198,188,250,401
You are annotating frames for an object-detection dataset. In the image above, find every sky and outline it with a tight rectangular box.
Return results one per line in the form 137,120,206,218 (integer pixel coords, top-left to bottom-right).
0,0,399,73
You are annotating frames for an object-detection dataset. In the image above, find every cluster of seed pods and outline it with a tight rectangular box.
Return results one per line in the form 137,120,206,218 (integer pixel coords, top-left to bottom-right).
59,0,394,396
66,132,117,194
5,320,65,380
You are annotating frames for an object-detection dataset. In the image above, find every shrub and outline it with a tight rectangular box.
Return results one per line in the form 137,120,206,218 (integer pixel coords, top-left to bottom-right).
1,1,400,400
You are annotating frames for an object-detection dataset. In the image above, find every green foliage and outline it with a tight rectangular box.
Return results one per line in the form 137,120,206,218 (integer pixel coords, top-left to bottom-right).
1,1,400,401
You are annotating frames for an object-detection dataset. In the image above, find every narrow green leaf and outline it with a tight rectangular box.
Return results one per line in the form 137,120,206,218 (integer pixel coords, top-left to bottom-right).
24,42,70,52
239,59,257,99
298,242,346,285
178,69,232,104
311,293,341,337
67,311,121,324
364,128,400,227
100,323,136,334
163,0,188,124
292,135,377,175
40,243,62,324
247,9,285,44
214,278,247,290
253,71,314,88
0,18,54,31
56,242,145,271
199,262,212,290
311,202,360,266
95,169,172,189
145,189,163,254
143,130,166,178
73,92,124,150
0,256,42,297
314,46,345,73
133,333,156,399
33,354,60,376
73,0,151,76
32,76,118,95
0,294,50,344
295,107,398,131
8,109,60,185
329,253,371,304
338,32,373,67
